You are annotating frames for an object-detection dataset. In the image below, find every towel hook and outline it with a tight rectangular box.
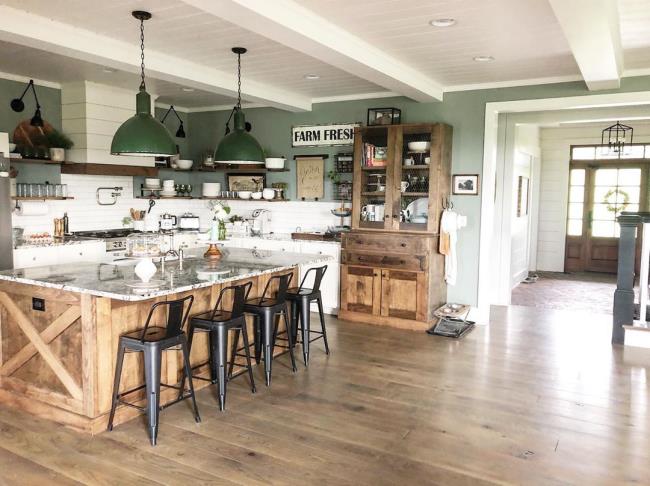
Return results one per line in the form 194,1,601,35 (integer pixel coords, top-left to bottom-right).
442,195,454,210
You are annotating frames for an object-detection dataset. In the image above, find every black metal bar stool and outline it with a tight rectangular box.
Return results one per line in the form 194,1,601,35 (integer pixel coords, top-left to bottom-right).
179,282,256,411
287,265,330,366
244,272,297,386
107,295,200,446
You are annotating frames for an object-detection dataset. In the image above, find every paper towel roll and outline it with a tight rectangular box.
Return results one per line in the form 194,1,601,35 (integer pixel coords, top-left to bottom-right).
16,201,49,216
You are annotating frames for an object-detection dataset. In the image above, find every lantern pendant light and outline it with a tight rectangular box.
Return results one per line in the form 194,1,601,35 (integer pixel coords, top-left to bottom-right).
111,11,176,157
214,47,265,165
601,121,633,155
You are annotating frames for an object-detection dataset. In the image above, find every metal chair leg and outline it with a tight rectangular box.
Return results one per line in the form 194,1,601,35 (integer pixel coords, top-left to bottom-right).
143,346,162,446
209,329,218,384
107,340,126,432
177,325,195,400
227,328,241,380
262,310,274,386
291,300,299,346
299,297,311,367
240,324,257,393
180,335,201,423
214,326,229,411
317,297,330,355
283,304,298,372
253,314,262,364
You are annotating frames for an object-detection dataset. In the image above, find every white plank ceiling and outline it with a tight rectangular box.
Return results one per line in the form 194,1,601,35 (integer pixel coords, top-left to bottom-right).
0,0,648,109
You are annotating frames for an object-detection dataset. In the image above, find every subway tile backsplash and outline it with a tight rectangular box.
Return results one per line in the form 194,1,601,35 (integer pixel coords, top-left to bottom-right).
12,174,343,235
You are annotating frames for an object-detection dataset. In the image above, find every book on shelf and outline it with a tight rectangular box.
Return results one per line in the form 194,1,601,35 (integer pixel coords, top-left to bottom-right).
362,143,388,167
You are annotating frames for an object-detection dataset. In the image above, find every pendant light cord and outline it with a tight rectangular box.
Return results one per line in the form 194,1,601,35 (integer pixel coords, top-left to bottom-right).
139,18,146,91
237,51,242,109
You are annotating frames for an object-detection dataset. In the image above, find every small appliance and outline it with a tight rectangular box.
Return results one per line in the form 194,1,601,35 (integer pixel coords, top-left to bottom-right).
159,213,177,230
178,213,200,230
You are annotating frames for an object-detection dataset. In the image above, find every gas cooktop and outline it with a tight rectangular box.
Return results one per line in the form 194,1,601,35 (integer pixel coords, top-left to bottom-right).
73,229,141,239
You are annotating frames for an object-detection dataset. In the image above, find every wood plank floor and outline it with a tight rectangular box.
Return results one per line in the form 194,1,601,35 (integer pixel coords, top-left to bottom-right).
0,305,649,485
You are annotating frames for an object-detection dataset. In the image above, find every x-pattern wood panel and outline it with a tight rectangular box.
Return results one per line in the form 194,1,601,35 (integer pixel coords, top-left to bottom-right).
0,292,82,400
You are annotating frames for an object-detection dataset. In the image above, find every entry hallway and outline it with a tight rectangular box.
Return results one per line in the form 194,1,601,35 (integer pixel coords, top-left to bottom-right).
0,308,648,485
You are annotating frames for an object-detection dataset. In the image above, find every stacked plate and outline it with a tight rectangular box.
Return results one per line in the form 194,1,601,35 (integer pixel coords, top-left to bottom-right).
144,178,161,190
202,182,221,198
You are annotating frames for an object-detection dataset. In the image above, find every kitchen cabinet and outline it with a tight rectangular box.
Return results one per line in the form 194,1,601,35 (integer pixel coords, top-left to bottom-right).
339,233,444,330
13,241,106,269
352,123,452,234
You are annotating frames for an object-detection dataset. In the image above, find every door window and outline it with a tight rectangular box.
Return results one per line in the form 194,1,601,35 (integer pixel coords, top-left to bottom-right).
591,168,641,237
567,168,586,236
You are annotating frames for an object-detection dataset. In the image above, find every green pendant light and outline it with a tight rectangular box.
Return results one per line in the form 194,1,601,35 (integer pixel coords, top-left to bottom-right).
111,11,176,157
215,47,264,165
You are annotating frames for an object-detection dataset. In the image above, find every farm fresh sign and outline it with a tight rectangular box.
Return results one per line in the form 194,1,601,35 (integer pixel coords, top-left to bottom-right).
292,123,359,147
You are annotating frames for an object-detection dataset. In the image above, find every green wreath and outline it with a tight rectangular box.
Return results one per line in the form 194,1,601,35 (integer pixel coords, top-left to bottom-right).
603,188,629,213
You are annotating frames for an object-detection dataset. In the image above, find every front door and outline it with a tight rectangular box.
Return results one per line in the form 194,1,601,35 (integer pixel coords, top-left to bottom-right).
565,164,645,273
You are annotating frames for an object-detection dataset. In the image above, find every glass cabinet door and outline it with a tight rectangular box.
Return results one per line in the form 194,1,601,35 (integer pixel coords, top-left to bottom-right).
356,126,394,230
397,126,434,232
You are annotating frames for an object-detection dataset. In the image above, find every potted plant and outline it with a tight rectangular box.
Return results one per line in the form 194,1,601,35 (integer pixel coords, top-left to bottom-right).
46,130,74,162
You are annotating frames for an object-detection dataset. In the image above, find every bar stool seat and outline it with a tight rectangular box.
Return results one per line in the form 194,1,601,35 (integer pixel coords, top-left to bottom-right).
180,282,256,411
286,265,330,366
107,295,200,447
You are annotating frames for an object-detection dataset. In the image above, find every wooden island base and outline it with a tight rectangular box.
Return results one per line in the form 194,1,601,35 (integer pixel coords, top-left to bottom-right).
0,268,297,434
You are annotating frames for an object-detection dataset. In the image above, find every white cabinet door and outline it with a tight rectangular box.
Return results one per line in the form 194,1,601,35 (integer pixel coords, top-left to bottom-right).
297,242,340,315
257,239,300,253
58,242,106,264
13,248,59,268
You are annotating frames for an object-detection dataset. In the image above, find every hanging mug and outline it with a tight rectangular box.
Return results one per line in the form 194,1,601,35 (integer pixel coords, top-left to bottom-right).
400,181,409,192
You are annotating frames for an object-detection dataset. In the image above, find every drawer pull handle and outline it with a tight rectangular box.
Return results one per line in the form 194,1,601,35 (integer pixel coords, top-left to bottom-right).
401,243,406,247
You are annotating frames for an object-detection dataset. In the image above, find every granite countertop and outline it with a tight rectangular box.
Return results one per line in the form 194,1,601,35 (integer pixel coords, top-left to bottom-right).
14,238,103,250
0,247,332,302
227,233,341,246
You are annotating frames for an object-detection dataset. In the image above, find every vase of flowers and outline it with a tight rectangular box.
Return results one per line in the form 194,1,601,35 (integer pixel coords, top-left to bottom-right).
205,201,231,260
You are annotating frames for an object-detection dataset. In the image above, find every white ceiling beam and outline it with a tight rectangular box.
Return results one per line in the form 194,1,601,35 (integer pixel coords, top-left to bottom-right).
548,0,623,90
0,6,311,112
181,0,443,102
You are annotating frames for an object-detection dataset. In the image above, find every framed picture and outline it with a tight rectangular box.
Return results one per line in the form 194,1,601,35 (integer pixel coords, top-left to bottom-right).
226,173,266,192
452,174,479,195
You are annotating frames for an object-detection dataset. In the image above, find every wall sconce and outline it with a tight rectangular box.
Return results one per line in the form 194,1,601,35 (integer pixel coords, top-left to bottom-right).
10,79,44,127
160,105,186,138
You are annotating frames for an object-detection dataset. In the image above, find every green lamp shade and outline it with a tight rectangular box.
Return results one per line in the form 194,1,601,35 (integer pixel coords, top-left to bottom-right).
215,109,264,164
111,90,176,156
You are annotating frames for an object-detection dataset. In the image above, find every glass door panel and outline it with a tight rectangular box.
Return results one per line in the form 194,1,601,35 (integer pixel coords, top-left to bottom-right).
358,126,390,230
399,127,432,231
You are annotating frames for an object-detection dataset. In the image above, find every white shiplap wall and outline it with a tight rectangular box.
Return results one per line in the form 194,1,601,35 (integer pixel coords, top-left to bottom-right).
12,174,342,235
537,121,650,271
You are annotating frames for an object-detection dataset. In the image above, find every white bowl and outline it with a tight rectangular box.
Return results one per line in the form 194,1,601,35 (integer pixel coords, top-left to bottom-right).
176,159,193,170
265,157,285,169
408,141,431,152
251,191,263,200
8,143,16,152
238,191,252,199
262,188,275,200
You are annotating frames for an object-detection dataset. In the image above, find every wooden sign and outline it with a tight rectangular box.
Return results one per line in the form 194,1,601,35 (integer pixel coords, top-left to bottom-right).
292,123,359,147
296,156,324,200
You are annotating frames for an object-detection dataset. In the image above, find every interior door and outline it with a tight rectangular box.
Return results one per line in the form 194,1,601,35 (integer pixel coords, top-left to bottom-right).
566,164,645,273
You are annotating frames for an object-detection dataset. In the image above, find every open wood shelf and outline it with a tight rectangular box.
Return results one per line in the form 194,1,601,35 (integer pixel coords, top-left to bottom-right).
61,163,157,177
8,157,63,165
197,166,289,173
361,166,387,171
401,192,429,197
135,196,286,202
361,191,386,197
12,196,74,201
402,165,430,170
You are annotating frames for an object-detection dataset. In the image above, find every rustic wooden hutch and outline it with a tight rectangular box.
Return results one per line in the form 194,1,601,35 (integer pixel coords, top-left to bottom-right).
339,123,452,330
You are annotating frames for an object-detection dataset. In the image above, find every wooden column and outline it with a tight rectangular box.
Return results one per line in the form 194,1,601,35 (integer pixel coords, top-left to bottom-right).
613,213,640,344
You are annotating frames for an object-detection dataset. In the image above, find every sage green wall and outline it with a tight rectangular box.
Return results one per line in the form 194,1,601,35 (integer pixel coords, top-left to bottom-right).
188,75,650,305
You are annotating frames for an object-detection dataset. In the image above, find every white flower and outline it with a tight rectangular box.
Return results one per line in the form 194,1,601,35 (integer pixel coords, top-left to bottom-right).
207,200,231,221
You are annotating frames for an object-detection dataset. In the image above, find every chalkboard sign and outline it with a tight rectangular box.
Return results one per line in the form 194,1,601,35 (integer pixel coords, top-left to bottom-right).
296,156,324,200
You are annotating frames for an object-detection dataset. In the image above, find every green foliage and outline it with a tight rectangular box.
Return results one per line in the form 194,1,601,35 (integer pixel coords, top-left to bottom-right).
46,130,74,149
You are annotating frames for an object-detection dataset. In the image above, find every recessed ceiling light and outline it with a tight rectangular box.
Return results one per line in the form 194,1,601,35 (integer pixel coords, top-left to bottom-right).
304,74,320,80
429,18,456,27
473,55,495,62
102,67,116,73
181,87,195,92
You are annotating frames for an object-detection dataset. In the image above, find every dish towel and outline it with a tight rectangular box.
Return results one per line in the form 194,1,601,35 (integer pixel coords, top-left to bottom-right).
439,210,467,285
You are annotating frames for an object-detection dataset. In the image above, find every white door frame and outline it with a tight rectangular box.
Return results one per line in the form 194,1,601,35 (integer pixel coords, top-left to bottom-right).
476,91,650,316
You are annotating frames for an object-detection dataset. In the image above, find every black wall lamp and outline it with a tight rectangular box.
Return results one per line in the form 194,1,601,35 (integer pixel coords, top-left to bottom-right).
160,105,186,138
10,79,44,127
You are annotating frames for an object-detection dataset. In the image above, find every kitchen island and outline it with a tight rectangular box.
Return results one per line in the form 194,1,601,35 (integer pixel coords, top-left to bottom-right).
0,248,331,433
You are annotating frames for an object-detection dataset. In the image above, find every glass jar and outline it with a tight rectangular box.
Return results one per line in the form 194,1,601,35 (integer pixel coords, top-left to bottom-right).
218,220,227,240
126,232,163,257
